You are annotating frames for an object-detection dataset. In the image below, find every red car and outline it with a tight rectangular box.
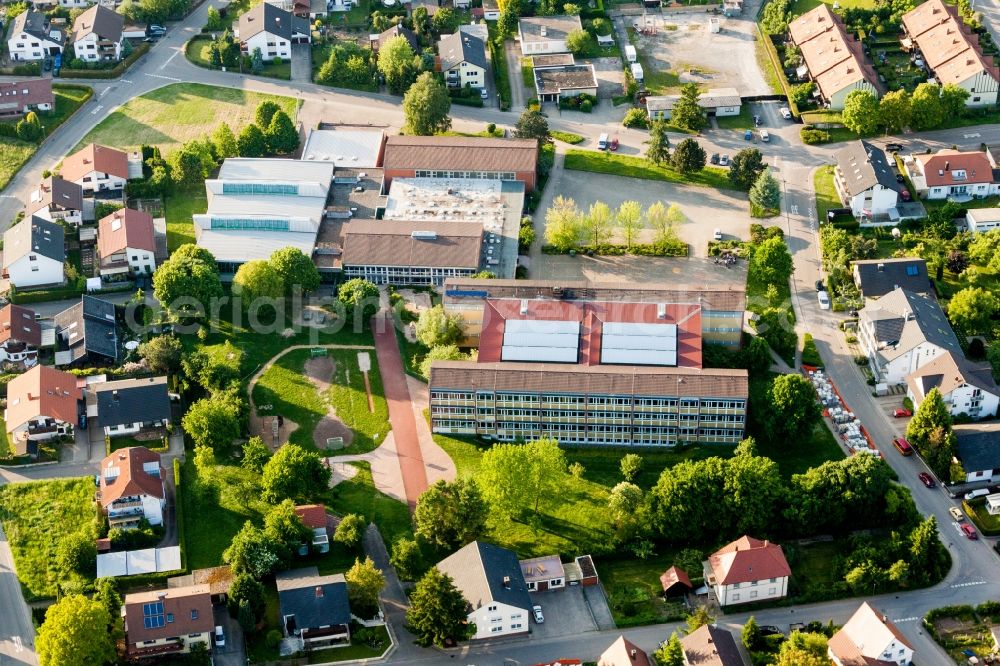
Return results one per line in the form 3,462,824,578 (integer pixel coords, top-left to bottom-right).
609,137,620,151
961,523,978,540
893,408,913,417
918,472,935,488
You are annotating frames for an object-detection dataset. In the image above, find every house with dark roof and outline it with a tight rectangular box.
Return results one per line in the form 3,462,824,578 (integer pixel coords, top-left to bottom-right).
94,376,171,439
0,304,42,369
0,78,54,118
852,258,930,299
704,536,790,606
857,287,962,383
123,584,214,658
99,446,166,528
7,11,63,61
828,602,914,666
53,295,121,366
905,351,1000,420
61,143,129,193
370,24,418,53
598,635,651,666
954,423,1000,484
4,365,82,456
276,567,351,651
71,5,125,62
2,216,65,288
238,3,310,62
436,541,532,639
438,32,488,89
25,176,83,226
681,624,747,666
834,141,901,222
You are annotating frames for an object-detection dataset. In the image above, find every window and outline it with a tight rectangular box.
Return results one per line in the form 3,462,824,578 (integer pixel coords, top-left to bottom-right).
750,591,758,598
166,613,174,623
190,610,199,620
487,605,497,612
905,265,919,276
731,593,740,601
491,625,504,633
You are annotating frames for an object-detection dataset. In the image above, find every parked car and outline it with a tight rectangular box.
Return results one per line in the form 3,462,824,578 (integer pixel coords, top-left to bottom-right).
214,626,225,648
480,88,488,99
598,133,609,150
744,129,753,141
532,605,544,623
759,625,784,636
719,154,729,166
885,142,904,152
713,228,723,240
815,279,825,292
779,107,792,119
949,506,965,522
760,130,770,142
965,488,990,501
817,290,830,310
961,523,978,539
609,137,619,151
892,437,914,455
918,472,935,488
711,153,720,164
147,24,166,33
753,114,761,127
893,408,913,417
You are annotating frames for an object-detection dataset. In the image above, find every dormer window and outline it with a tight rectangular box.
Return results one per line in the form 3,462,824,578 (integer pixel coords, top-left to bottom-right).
953,169,967,180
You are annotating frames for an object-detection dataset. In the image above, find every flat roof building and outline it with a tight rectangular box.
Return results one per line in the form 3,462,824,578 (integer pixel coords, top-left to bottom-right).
301,128,386,169
533,62,598,102
381,135,539,192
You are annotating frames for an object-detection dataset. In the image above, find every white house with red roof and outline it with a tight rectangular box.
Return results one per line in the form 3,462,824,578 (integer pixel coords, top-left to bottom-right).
99,446,166,528
4,364,82,456
294,504,330,554
0,304,42,368
97,208,157,277
704,536,790,606
828,602,914,666
902,148,1000,200
60,143,129,193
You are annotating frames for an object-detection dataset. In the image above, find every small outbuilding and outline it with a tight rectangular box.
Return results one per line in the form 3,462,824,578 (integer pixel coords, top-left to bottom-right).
660,565,693,598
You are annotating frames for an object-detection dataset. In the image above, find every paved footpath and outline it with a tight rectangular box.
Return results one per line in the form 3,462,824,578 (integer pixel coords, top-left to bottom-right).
371,313,429,508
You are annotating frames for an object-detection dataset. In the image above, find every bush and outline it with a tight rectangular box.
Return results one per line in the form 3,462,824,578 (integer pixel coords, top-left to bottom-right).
802,333,822,367
801,126,831,144
622,107,649,129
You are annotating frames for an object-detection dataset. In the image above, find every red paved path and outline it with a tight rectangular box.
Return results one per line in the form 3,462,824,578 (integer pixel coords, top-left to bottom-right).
371,313,429,508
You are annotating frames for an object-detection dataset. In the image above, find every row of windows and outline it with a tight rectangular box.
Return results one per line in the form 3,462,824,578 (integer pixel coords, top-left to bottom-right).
222,182,299,196
431,391,746,410
210,217,290,231
439,418,745,438
414,170,516,180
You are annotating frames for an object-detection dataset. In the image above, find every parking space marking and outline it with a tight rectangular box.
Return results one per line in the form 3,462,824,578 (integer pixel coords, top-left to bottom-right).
892,617,919,623
951,581,987,588
90,104,103,115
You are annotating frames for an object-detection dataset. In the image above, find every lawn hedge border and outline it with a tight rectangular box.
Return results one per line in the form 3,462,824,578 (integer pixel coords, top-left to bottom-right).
58,42,150,80
173,457,188,574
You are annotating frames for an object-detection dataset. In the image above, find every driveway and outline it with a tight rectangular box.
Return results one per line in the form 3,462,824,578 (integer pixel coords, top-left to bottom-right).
212,604,245,666
290,43,311,83
505,39,526,110
528,586,600,639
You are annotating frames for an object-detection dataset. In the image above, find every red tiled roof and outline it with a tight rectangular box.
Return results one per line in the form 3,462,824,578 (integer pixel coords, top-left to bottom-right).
915,150,996,187
294,504,328,529
124,584,214,645
0,78,53,109
99,446,165,506
0,304,41,347
61,143,128,182
660,566,692,592
5,365,81,432
476,298,703,368
98,208,155,257
708,536,791,585
598,636,651,666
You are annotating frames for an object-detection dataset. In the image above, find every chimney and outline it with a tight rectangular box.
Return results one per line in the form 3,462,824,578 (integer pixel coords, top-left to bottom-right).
877,262,885,271
112,389,119,401
315,586,324,598
503,575,511,588
519,299,528,315
630,649,637,659
945,160,951,170
657,303,666,319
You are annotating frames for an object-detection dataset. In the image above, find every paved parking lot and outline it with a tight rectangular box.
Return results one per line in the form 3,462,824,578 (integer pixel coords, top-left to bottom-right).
528,586,599,639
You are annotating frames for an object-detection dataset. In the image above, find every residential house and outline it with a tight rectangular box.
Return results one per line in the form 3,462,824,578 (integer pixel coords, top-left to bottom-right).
905,350,1000,419
681,624,747,666
60,0,93,9
53,295,121,366
788,4,879,110
659,566,692,598
436,540,532,640
4,365,82,456
123,584,214,659
966,207,1000,233
0,78,54,118
98,208,157,277
381,135,540,191
828,601,914,666
276,567,351,651
8,11,63,60
704,535,791,606
438,32,488,89
25,176,83,225
99,446,166,528
852,258,930,299
71,5,125,62
987,493,1000,515
902,149,1000,200
954,423,1000,483
0,304,42,369
646,88,742,121
370,24,418,54
833,141,901,222
856,287,963,384
597,636,651,666
237,3,310,62
902,0,999,107
533,62,598,102
294,504,330,554
95,376,171,439
517,16,583,55
519,554,565,592
2,216,65,288
482,0,500,20
61,143,129,193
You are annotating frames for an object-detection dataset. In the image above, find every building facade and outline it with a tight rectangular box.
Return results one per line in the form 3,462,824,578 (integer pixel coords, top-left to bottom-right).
833,141,900,222
99,446,166,528
123,585,214,659
439,32,487,89
8,11,63,61
238,3,310,61
704,536,791,607
381,135,539,191
0,304,42,368
828,602,914,666
906,351,1000,420
2,216,65,288
71,5,124,62
61,143,129,193
903,149,1000,200
98,208,157,277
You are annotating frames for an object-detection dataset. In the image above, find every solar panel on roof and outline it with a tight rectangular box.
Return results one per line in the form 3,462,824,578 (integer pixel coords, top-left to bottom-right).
601,322,678,366
501,319,580,363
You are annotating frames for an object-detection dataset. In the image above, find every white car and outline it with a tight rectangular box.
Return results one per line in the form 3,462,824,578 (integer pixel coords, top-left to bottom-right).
817,291,831,310
713,228,723,240
532,605,544,623
214,626,225,648
965,488,990,501
760,130,770,142
779,107,792,119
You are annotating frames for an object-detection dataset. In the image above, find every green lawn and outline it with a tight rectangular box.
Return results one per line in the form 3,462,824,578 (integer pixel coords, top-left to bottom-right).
0,478,98,599
0,138,35,191
251,347,391,454
601,554,691,627
307,626,391,663
757,421,844,479
108,434,168,453
186,37,291,80
754,32,785,96
325,462,413,548
164,184,205,251
789,0,875,13
563,446,735,489
787,540,842,598
77,82,299,152
715,106,754,130
551,130,585,144
814,164,841,223
564,149,734,191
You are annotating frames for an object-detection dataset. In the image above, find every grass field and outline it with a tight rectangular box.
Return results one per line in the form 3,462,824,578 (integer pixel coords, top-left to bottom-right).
551,130,585,144
0,478,98,599
326,462,413,547
251,347,390,454
78,83,299,152
789,0,875,12
814,164,841,223
564,149,734,191
164,184,205,251
0,138,36,190
715,106,754,130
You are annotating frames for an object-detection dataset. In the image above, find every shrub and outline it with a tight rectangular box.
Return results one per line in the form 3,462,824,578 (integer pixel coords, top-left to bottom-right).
801,126,831,144
622,107,649,129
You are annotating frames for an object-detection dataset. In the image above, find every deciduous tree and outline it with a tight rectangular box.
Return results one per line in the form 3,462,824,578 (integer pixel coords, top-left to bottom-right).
615,200,643,249
565,28,593,55
182,393,242,451
269,246,320,295
841,89,880,135
406,568,470,646
261,443,332,503
742,616,761,650
749,235,793,284
228,572,266,621
607,482,643,525
346,556,385,611
728,147,765,190
420,344,467,378
948,286,998,333
334,513,367,549
390,537,423,581
878,89,911,133
646,202,682,247
767,373,821,442
670,138,706,174
414,478,489,551
653,634,684,666
378,35,419,94
223,522,282,578
583,201,614,246
544,195,585,251
255,100,281,129
416,305,464,348
242,436,271,472
403,72,451,135
620,453,643,481
37,595,116,666
265,110,299,155
910,82,944,131
940,83,970,120
337,277,380,327
138,334,183,373
514,109,549,140
476,438,567,518
263,499,311,555
233,259,284,309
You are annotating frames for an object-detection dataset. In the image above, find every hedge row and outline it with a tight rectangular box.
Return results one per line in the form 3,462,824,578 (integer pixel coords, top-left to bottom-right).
10,282,132,305
542,242,688,257
173,457,188,574
0,63,42,76
58,42,150,80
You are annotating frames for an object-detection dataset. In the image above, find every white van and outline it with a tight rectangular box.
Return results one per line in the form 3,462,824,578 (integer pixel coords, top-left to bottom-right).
598,133,609,150
817,291,831,310
760,130,770,142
